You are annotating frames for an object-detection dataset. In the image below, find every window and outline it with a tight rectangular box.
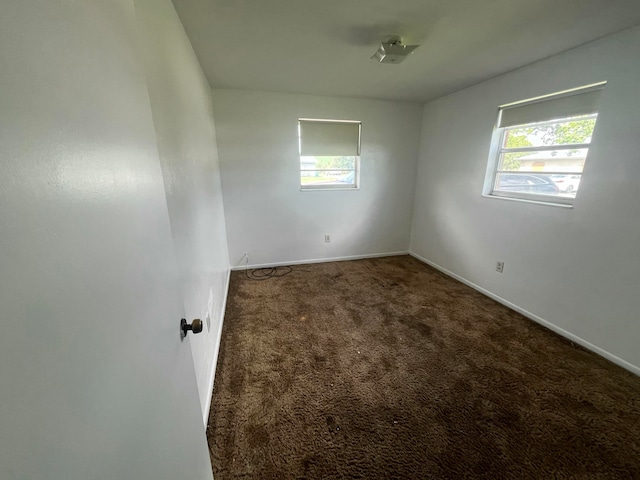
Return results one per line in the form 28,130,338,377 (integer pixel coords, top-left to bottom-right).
298,119,361,190
484,83,605,205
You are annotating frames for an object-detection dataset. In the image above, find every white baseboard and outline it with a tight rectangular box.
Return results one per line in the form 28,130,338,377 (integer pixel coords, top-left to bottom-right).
202,267,232,426
230,251,409,271
409,251,640,377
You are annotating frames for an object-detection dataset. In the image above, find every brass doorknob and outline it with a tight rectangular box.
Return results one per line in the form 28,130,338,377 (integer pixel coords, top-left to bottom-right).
181,318,203,338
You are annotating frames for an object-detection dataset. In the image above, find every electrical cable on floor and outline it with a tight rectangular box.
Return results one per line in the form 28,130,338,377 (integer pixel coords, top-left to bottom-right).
244,254,293,281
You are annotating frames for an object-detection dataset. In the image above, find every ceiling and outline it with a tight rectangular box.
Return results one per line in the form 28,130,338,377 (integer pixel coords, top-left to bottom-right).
171,0,640,103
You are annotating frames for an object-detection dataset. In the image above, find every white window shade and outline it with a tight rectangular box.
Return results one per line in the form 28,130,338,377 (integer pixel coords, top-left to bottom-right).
299,120,361,156
499,86,604,128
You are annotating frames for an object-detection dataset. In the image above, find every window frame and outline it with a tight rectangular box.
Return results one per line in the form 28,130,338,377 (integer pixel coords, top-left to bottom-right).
483,83,605,207
298,118,361,191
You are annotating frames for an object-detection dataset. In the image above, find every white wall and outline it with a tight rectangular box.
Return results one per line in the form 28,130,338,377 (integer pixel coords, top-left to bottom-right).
0,1,215,478
134,0,230,423
411,27,640,372
212,90,423,267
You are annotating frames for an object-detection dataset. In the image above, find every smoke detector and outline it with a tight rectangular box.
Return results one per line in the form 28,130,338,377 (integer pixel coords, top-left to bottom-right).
371,36,419,64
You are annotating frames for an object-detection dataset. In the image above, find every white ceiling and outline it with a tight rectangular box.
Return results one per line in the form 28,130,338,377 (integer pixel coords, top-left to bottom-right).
171,0,640,103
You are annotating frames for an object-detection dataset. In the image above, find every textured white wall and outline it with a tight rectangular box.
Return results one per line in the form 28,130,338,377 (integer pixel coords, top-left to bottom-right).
134,0,230,423
212,89,423,267
411,27,640,372
0,1,214,478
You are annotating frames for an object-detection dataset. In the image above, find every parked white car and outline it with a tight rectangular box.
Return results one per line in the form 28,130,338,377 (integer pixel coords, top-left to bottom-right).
550,174,581,193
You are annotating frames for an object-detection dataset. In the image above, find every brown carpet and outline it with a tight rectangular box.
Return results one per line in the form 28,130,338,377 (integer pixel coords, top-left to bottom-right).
207,255,640,479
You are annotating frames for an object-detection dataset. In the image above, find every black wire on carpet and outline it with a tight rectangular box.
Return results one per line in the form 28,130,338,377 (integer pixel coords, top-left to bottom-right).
244,256,293,281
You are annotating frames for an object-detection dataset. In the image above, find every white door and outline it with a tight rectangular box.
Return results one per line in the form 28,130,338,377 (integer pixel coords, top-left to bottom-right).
0,2,212,479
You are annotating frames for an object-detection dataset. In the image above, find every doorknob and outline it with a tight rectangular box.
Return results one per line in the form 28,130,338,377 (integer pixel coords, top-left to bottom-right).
181,318,203,339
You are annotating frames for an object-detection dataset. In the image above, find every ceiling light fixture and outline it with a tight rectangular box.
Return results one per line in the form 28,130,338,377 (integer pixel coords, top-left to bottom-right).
371,36,419,64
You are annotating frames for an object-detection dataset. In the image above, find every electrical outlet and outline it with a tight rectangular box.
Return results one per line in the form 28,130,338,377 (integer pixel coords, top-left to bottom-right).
325,234,331,243
496,261,504,273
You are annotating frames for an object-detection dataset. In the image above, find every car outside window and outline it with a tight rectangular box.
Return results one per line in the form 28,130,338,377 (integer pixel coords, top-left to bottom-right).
484,83,605,206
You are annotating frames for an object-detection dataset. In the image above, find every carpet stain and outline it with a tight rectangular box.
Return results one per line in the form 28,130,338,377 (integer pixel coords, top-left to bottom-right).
399,315,433,337
244,424,269,449
207,255,640,479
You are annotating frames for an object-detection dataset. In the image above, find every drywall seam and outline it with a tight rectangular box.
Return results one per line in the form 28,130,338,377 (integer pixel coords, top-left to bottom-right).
409,251,640,377
202,267,232,426
229,251,410,271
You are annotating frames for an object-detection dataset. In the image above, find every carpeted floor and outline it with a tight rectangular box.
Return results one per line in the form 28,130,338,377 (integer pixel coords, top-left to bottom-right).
207,255,640,479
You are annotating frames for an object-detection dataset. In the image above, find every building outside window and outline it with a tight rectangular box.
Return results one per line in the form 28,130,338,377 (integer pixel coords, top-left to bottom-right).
484,83,605,206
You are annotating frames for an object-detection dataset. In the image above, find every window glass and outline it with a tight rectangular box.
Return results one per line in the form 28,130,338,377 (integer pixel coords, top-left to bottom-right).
299,120,361,190
485,84,604,205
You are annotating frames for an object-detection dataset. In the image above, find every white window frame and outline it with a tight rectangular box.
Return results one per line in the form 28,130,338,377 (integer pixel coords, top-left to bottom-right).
483,83,605,207
298,118,361,191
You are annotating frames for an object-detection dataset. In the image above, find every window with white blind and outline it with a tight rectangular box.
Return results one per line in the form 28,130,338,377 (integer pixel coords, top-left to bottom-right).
298,119,361,190
484,83,605,206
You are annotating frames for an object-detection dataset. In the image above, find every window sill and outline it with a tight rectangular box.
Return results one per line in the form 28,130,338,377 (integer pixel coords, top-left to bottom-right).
482,193,573,208
300,186,360,192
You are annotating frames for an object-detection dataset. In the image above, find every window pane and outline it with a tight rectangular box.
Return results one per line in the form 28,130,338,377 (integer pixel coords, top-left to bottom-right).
300,156,356,170
301,170,355,187
487,85,604,205
503,116,597,148
499,152,527,171
548,174,581,196
494,173,560,196
498,148,588,173
300,155,357,189
494,172,581,198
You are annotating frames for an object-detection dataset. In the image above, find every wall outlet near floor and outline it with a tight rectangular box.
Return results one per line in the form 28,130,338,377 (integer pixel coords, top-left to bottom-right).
496,261,505,273
325,234,331,243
